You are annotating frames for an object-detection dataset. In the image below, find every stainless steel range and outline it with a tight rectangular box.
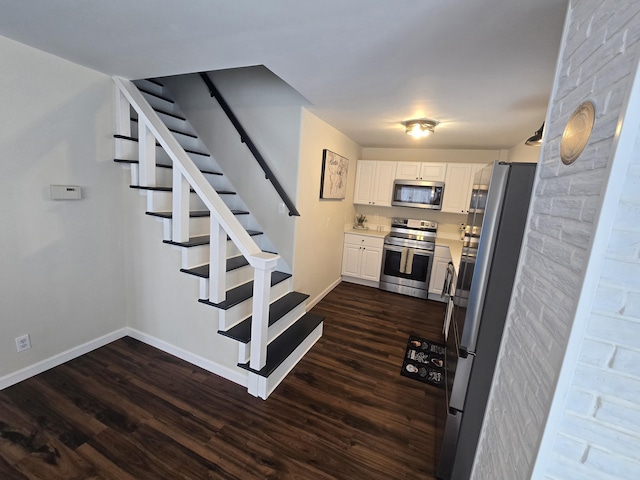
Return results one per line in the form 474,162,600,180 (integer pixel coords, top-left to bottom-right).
379,217,437,299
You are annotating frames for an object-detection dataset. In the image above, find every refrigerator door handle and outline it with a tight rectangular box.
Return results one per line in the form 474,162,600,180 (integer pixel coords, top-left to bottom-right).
443,296,454,341
449,354,474,412
441,261,455,298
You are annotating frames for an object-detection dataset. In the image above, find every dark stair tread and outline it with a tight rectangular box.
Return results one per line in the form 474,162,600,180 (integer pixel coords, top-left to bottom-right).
138,87,175,104
131,185,172,192
129,118,198,139
114,134,136,141
152,108,186,121
198,271,291,310
130,185,235,195
146,210,210,219
184,148,210,157
146,210,248,219
162,230,263,248
113,135,210,157
237,313,324,377
145,79,164,88
219,292,310,343
181,256,250,278
114,158,222,176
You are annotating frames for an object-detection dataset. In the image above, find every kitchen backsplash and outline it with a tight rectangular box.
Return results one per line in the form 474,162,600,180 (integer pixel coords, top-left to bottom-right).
352,206,465,240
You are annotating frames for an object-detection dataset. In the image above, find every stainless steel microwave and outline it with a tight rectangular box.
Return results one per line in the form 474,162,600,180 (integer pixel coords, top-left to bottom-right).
391,180,444,209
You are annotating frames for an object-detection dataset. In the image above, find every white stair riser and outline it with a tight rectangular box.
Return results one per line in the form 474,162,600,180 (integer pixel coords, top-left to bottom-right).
178,239,254,270
154,111,191,134
117,162,140,186
237,301,308,364
141,190,206,213
115,138,138,161
157,216,210,240
138,93,180,116
116,138,212,173
197,265,253,298
218,279,292,331
247,323,323,399
134,79,164,96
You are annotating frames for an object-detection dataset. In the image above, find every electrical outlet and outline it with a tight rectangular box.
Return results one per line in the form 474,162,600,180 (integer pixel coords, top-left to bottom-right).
15,334,31,352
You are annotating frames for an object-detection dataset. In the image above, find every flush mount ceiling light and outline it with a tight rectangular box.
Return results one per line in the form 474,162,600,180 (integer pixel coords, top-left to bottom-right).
404,119,437,139
525,122,545,146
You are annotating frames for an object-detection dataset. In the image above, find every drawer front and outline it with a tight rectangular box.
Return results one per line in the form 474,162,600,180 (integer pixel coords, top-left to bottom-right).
344,233,384,248
434,245,451,258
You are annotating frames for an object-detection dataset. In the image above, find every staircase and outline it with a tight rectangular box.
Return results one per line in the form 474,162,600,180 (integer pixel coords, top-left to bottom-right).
113,76,323,399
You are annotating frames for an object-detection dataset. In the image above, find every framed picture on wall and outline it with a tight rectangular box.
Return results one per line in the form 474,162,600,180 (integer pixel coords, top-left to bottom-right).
320,149,349,199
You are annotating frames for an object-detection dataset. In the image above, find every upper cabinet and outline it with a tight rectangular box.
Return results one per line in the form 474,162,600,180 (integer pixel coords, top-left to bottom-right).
441,163,485,214
354,159,486,213
354,161,397,206
395,162,447,182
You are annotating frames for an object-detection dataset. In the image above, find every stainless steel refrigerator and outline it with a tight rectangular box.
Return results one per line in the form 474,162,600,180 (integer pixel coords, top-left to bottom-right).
437,161,536,480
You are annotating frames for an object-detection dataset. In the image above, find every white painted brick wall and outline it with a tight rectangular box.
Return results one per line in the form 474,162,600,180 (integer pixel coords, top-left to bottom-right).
471,1,640,479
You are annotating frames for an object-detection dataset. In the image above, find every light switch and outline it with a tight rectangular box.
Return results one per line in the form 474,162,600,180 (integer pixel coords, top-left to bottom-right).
51,185,82,200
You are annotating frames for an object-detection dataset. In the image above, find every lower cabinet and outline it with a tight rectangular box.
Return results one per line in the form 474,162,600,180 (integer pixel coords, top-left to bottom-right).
342,233,384,285
428,245,454,301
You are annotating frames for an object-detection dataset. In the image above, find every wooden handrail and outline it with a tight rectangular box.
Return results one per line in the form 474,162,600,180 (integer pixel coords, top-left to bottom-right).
198,72,301,217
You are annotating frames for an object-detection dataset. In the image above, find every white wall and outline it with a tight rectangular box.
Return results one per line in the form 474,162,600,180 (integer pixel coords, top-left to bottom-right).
163,68,303,268
508,140,543,163
472,2,640,478
294,109,361,304
0,36,127,382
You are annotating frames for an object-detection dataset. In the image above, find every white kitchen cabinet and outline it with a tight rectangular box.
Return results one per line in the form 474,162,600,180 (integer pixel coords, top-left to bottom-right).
428,245,454,301
395,162,447,182
342,233,384,285
354,160,396,206
441,163,484,214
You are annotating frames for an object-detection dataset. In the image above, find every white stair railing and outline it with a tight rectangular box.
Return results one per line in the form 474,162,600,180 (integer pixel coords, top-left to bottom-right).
114,76,278,372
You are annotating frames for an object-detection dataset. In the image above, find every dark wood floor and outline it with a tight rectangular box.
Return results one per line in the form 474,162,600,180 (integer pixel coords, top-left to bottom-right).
0,282,447,479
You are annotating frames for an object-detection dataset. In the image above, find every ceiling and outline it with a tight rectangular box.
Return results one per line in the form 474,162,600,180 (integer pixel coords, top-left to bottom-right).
0,0,569,149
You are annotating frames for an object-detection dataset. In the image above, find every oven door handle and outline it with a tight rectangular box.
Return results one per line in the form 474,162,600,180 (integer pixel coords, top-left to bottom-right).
382,244,433,256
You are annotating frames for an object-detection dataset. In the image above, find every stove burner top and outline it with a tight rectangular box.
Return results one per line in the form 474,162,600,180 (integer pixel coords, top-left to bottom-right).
385,217,437,250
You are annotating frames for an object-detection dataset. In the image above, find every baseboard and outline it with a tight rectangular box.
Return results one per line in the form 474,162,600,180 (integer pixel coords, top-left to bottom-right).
306,277,342,310
124,328,248,388
0,328,128,390
340,276,379,289
0,327,249,392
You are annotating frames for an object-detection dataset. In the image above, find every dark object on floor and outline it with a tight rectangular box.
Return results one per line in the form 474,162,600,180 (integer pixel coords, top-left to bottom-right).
401,334,446,388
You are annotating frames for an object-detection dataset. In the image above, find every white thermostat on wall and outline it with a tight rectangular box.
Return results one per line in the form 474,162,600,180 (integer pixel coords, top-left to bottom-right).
51,185,82,200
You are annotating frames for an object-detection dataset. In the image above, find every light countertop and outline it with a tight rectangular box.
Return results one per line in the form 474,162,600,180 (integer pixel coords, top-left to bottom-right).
344,228,463,269
344,227,389,238
434,236,463,271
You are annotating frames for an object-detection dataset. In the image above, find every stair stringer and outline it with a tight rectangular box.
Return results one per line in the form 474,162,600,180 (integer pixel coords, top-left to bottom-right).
248,322,323,399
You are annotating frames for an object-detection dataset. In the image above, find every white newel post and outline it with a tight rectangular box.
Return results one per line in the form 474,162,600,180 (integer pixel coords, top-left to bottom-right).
172,167,190,243
209,218,227,303
138,122,156,187
249,256,278,371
